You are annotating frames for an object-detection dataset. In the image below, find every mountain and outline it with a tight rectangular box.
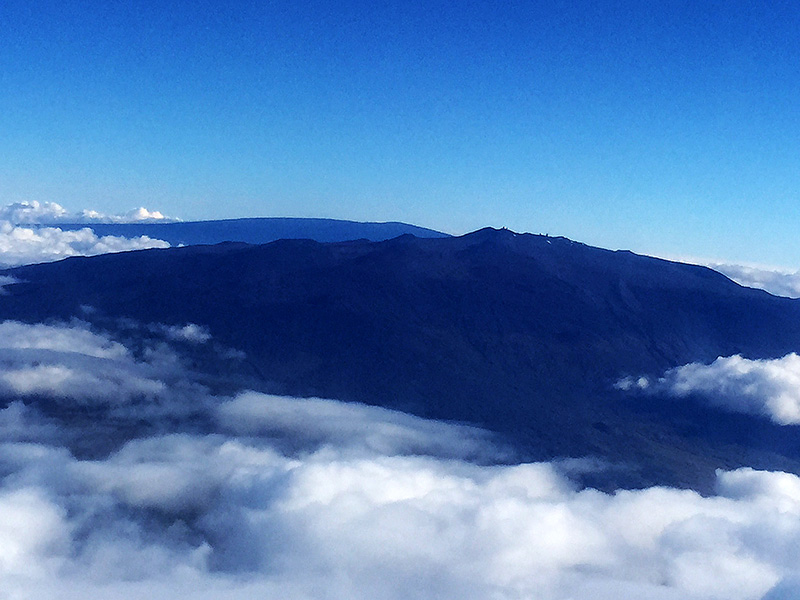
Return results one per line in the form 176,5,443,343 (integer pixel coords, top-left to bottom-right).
55,217,450,245
3,227,800,491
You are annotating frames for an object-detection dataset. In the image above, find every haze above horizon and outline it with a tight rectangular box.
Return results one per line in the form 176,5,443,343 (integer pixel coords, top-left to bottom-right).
3,1,799,267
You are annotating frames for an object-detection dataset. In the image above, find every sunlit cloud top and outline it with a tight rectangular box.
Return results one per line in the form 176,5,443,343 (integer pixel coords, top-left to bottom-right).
0,201,176,225
0,202,172,268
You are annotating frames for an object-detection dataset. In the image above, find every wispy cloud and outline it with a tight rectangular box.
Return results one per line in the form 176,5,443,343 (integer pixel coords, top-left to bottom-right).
160,323,212,344
654,252,800,299
0,321,207,410
705,262,800,299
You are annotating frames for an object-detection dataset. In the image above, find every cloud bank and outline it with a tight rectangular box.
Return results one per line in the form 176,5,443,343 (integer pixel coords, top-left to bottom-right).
706,262,800,299
0,202,175,267
618,353,800,425
0,321,799,599
650,253,800,299
0,201,175,225
0,222,170,268
161,323,212,344
2,416,800,599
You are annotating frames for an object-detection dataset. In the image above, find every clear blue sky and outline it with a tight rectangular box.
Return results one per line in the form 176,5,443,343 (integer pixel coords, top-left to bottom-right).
2,0,800,266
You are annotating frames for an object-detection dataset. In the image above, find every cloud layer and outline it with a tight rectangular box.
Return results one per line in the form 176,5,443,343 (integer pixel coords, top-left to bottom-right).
0,321,798,599
618,353,800,425
647,254,800,299
2,414,800,600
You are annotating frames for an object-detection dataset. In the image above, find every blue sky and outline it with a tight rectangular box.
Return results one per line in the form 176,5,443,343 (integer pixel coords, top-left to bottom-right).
2,0,800,266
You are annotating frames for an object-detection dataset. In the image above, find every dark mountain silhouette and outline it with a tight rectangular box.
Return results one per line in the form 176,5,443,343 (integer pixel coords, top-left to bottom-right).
4,228,800,491
56,217,450,246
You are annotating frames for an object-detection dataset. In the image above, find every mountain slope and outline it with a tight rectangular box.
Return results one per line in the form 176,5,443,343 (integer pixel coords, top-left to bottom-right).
3,228,800,490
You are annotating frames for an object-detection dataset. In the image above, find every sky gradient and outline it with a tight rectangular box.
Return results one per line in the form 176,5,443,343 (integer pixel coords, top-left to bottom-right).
2,0,800,266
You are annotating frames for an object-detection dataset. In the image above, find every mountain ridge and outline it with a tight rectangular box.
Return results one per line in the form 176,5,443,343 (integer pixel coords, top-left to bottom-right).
52,216,450,246
3,227,800,491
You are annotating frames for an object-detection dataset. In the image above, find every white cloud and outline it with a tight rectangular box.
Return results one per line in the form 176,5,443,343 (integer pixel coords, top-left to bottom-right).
161,324,212,344
1,429,800,599
0,202,177,267
1,321,800,599
0,201,176,225
79,206,170,223
653,252,800,299
0,222,170,268
218,392,502,459
0,275,21,294
619,354,800,425
0,487,70,577
73,435,235,514
705,263,800,299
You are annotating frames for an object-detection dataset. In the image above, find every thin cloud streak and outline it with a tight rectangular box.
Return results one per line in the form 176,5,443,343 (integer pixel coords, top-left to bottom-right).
655,252,800,299
707,262,800,299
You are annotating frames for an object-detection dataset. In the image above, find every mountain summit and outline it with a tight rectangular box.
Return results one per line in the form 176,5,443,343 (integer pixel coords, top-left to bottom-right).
3,229,800,490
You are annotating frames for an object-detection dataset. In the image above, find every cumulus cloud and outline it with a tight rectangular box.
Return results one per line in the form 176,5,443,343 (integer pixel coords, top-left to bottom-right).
0,487,70,576
0,201,175,225
77,206,171,223
0,222,170,268
0,201,70,224
2,321,800,599
651,253,800,299
618,353,800,425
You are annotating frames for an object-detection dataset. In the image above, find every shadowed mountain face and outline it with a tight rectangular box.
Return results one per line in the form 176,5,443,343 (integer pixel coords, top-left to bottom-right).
55,217,450,246
4,228,800,491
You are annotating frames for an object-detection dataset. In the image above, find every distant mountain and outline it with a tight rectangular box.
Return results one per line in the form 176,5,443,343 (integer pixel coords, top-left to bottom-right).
55,217,450,245
4,228,800,491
